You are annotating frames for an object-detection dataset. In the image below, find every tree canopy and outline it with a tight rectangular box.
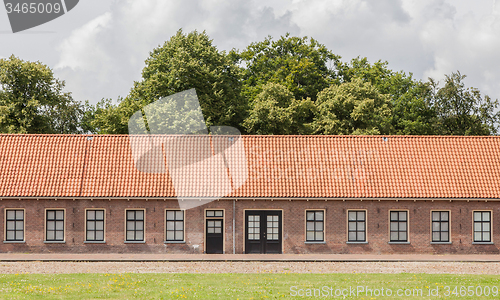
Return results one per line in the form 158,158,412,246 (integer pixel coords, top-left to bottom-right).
0,55,85,134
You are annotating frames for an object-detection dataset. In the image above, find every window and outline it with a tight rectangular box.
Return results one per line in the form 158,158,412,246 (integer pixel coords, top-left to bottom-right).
46,210,64,242
126,210,144,242
206,210,223,217
348,211,366,242
474,211,491,243
166,210,184,242
247,215,260,240
390,211,408,242
432,211,449,242
306,211,324,242
5,209,24,242
86,209,105,242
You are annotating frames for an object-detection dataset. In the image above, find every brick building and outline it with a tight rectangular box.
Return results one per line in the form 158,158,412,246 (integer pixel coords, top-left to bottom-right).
1,134,499,254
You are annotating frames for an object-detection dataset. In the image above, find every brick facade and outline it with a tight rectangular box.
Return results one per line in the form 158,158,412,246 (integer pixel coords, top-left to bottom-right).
2,199,499,254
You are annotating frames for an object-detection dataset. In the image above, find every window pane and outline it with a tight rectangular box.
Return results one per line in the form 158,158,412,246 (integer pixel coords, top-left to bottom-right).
127,211,135,220
474,232,482,241
96,231,104,241
126,231,134,240
273,216,278,222
175,211,183,220
166,221,174,230
474,212,481,221
306,232,314,241
432,222,440,231
96,210,104,220
6,231,15,240
47,231,55,240
208,221,214,227
483,232,491,242
16,210,24,219
432,212,440,221
215,211,223,217
273,221,278,228
399,232,407,241
432,232,440,241
348,232,356,241
214,221,221,228
47,221,55,230
56,211,64,220
56,231,64,240
441,222,449,232
206,210,214,217
248,215,254,221
391,212,398,220
96,221,104,231
267,222,272,228
483,212,490,222
214,227,221,234
47,211,55,219
6,221,15,230
248,227,254,233
316,212,323,221
87,221,95,230
399,212,406,221
136,221,143,231
254,215,260,222
390,223,398,231
474,223,482,231
441,212,448,221
441,232,449,242
87,231,95,241
56,221,64,230
348,222,356,231
175,231,183,241
390,232,398,241
315,222,323,231
87,210,95,220
357,232,365,241
166,231,174,240
136,211,144,220
175,221,183,230
358,211,365,221
7,210,15,219
399,222,406,231
483,222,490,232
135,231,143,241
357,222,365,231
208,228,214,233
316,232,324,241
15,231,23,241
348,212,356,221
167,211,175,220
127,221,135,230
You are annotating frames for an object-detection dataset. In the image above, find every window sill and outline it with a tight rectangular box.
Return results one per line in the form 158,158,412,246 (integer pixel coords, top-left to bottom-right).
346,241,368,244
84,241,106,244
44,241,65,244
388,241,410,244
472,242,494,245
164,241,186,244
124,240,145,244
431,241,452,244
3,240,25,244
304,241,326,244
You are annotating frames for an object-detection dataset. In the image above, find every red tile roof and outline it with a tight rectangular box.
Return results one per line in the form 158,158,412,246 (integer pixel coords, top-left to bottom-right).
1,134,499,199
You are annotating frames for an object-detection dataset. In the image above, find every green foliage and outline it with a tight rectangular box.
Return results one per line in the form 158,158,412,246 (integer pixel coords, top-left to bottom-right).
92,29,244,134
431,72,500,135
313,78,392,135
242,83,315,135
238,34,340,102
0,55,84,134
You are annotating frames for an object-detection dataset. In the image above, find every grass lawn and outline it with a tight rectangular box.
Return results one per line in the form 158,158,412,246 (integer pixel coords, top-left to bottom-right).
0,273,500,299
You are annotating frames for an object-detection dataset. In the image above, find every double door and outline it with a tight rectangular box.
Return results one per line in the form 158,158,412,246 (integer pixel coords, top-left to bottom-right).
245,210,282,254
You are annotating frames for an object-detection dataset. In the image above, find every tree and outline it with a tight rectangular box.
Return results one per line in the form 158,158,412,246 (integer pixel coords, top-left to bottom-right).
238,34,340,102
431,72,500,135
93,29,244,134
242,83,315,135
312,78,392,135
0,55,84,134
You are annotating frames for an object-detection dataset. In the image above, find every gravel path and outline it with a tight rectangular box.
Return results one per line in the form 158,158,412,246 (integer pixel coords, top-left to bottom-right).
1,261,499,274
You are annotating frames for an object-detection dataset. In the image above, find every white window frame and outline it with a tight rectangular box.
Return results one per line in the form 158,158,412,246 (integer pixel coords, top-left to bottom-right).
305,209,325,243
346,209,368,244
472,210,493,244
44,208,66,243
124,209,146,243
165,209,185,243
4,208,25,243
388,210,410,244
84,208,106,243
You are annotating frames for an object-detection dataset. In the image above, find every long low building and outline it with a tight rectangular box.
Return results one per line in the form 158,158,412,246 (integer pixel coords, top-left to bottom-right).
0,134,499,254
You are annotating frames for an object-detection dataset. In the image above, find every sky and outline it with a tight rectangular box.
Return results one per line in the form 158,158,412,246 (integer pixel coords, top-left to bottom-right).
1,0,500,105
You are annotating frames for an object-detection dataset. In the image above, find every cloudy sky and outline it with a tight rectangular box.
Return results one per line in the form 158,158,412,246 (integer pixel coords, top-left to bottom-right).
1,0,499,105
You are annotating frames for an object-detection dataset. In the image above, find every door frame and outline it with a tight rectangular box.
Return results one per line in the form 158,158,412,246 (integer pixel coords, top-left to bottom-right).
242,209,284,254
204,208,225,253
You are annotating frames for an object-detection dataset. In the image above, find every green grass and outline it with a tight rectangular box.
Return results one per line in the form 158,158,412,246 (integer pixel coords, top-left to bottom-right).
0,273,499,299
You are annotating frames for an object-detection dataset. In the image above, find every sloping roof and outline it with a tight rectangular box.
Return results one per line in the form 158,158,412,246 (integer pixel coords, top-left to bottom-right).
0,134,499,199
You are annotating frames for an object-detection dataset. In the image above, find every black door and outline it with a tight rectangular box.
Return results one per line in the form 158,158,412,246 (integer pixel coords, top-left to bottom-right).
245,210,282,254
206,210,224,254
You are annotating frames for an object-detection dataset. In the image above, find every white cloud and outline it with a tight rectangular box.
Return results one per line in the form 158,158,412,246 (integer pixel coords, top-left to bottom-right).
54,0,500,104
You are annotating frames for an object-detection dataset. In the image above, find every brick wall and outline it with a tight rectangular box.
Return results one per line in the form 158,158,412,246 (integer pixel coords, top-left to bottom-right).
1,199,499,254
